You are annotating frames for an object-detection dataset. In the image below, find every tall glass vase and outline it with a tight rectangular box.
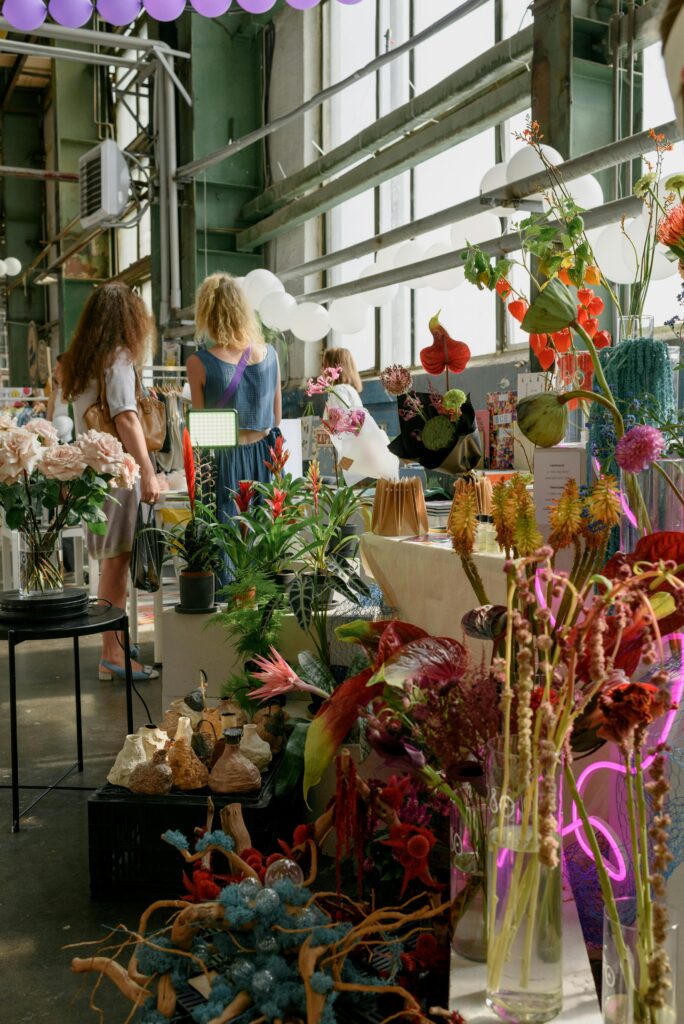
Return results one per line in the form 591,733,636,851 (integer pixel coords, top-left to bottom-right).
620,459,684,552
450,784,487,962
485,736,563,1024
603,897,678,1024
18,529,64,597
618,315,655,344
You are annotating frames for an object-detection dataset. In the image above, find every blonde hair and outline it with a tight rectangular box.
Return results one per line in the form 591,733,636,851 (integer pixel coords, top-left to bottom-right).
322,347,362,393
663,0,684,114
195,273,263,352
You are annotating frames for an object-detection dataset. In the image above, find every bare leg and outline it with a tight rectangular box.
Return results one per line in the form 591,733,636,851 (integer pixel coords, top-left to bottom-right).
98,553,143,669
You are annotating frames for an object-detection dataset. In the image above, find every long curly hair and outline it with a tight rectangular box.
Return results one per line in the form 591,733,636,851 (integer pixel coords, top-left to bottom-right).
662,0,684,44
61,283,155,400
195,273,263,353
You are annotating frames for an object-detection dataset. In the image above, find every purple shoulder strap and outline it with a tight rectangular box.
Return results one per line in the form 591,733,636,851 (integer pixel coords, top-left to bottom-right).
217,346,252,408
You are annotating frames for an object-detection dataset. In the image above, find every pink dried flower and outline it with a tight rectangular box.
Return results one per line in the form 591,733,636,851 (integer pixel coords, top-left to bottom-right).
380,363,413,396
322,407,365,436
249,647,328,702
305,366,342,397
614,424,666,474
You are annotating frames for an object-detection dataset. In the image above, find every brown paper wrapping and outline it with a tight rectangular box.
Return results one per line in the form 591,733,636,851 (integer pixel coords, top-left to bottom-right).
371,477,428,537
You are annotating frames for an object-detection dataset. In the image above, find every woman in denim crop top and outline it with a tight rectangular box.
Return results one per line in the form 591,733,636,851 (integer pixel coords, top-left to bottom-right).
186,273,282,581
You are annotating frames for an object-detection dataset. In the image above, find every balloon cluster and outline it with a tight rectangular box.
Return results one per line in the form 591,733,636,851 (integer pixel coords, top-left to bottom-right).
2,0,366,30
0,257,22,278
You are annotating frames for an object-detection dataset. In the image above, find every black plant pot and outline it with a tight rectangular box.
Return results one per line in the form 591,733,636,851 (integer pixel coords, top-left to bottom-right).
333,523,358,559
177,571,215,613
274,570,296,590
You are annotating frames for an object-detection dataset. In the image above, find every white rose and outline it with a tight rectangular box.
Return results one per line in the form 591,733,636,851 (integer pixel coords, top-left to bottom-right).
76,429,125,475
0,414,14,430
38,444,88,482
24,418,60,446
0,428,42,483
113,453,140,491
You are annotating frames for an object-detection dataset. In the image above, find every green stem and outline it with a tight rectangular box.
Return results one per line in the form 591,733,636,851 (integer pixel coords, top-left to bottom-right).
653,461,684,508
461,554,490,606
634,747,654,964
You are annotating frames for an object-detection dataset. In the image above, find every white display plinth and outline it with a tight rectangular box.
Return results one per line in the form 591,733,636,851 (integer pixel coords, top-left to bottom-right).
450,891,602,1022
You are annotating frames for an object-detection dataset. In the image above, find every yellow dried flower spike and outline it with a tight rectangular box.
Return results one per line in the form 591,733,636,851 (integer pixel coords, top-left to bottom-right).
450,488,478,556
587,475,621,529
548,478,583,550
514,493,544,556
491,479,515,551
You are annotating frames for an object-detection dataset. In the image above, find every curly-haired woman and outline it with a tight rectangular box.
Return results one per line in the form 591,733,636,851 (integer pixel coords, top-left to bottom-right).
62,282,160,681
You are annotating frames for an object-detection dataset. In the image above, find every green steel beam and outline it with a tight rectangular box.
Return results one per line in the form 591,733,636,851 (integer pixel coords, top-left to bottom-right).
616,0,667,51
236,68,531,253
243,25,534,219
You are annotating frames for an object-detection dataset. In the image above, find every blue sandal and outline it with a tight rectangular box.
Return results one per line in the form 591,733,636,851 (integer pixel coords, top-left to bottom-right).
99,660,159,682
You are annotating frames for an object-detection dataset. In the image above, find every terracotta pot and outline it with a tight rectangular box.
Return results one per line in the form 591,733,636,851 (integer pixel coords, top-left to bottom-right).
129,749,174,795
232,586,257,609
178,571,215,612
209,732,261,794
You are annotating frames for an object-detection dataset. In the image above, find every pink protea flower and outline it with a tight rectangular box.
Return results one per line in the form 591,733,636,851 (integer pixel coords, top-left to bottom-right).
380,363,413,396
249,647,328,702
614,424,666,474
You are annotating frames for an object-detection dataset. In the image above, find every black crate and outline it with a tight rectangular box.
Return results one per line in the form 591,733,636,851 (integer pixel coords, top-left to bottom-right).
88,757,302,900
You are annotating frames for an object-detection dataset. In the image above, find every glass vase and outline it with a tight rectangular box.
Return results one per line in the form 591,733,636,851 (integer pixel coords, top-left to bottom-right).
602,897,678,1024
450,784,488,962
620,459,684,552
485,736,563,1023
618,315,655,344
18,529,64,597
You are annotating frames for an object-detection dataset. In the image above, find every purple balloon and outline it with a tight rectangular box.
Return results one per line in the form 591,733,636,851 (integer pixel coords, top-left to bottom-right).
96,0,142,25
335,0,366,4
3,0,47,30
236,0,276,11
284,0,320,8
190,0,232,12
143,0,184,18
48,0,93,26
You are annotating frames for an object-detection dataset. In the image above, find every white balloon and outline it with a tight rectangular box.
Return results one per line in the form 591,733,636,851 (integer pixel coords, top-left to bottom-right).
506,143,563,184
243,268,283,309
357,264,398,307
422,242,464,291
568,174,603,210
328,296,369,334
290,302,330,343
375,244,404,270
479,162,514,218
620,217,676,283
4,257,21,276
450,212,501,250
393,240,428,289
0,260,7,278
592,223,635,284
233,276,245,289
259,290,297,331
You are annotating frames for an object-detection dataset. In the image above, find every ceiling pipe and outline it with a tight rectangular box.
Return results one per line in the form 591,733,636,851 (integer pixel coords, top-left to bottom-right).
0,17,190,59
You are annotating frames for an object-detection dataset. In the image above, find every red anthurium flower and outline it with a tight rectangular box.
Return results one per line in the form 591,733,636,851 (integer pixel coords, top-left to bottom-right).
551,328,572,353
496,277,512,299
604,530,684,635
584,318,599,338
508,299,528,323
576,306,589,325
593,330,612,349
538,348,556,371
420,313,471,375
577,287,594,306
588,295,605,317
530,333,549,356
382,822,438,897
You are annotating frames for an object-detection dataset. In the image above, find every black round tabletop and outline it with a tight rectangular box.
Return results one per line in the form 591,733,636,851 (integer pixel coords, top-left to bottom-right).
0,602,127,642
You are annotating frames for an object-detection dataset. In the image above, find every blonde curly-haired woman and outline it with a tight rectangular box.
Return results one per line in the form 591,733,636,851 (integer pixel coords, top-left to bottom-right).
186,273,282,578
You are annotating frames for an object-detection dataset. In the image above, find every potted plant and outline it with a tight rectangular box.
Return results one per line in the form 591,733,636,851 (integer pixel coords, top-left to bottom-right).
166,503,225,612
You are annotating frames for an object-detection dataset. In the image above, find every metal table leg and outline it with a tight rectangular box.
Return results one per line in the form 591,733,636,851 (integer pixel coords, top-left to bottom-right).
123,615,134,734
73,636,84,772
8,631,19,832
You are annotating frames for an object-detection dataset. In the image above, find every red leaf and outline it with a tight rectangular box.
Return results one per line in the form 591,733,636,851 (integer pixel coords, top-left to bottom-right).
182,427,196,513
376,620,430,669
336,619,427,664
420,313,471,376
380,636,468,689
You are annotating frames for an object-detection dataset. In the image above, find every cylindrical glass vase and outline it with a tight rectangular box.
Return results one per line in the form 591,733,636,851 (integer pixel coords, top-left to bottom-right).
450,785,488,962
485,736,563,1023
620,459,684,552
18,530,64,596
603,897,678,1024
618,315,655,344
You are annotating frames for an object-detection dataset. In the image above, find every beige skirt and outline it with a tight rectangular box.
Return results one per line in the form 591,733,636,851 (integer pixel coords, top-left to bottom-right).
87,483,141,560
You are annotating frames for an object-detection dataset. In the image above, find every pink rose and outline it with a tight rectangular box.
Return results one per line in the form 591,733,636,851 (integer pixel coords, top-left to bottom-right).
76,429,125,475
24,418,60,446
0,428,42,483
38,444,87,482
113,453,140,491
0,413,14,430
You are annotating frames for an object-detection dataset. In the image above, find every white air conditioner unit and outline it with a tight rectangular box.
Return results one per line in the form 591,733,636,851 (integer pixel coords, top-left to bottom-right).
78,140,130,229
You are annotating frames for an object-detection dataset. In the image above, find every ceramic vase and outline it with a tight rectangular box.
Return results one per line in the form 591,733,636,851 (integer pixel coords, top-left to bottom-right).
240,723,272,772
136,724,169,761
209,729,261,794
129,749,173,795
252,704,287,753
107,733,148,788
217,699,249,728
168,716,209,791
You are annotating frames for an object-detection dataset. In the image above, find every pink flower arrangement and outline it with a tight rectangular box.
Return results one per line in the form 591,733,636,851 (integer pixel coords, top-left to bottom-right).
322,407,365,437
0,413,15,430
113,453,140,490
0,428,42,483
76,429,126,475
614,424,666,474
305,366,342,397
38,444,87,482
24,418,59,446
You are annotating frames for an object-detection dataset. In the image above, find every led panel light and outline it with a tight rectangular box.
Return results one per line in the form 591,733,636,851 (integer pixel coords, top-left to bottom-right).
187,410,239,449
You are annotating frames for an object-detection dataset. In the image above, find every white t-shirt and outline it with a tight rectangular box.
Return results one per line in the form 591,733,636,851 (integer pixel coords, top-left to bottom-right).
72,349,138,434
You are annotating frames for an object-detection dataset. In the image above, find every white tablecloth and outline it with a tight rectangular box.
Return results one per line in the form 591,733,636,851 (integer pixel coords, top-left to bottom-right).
361,533,508,640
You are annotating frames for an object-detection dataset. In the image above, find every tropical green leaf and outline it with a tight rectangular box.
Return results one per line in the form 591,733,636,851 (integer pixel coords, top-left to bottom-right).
275,721,310,797
297,650,336,694
289,574,315,633
520,277,577,334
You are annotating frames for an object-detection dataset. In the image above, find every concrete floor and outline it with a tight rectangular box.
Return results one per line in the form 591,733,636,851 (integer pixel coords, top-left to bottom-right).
0,634,163,1023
